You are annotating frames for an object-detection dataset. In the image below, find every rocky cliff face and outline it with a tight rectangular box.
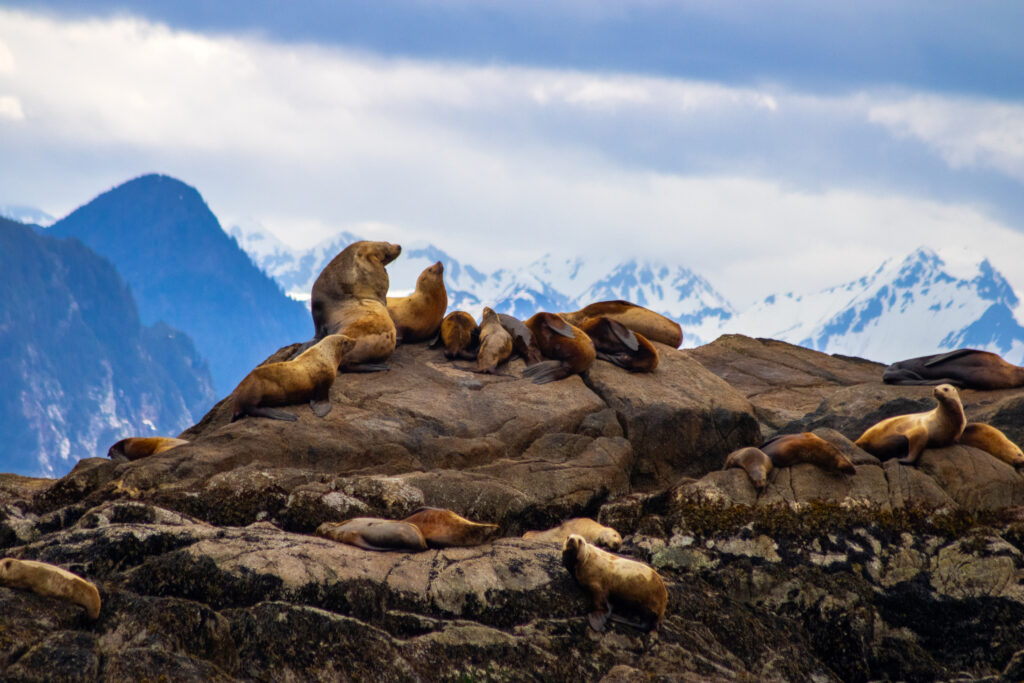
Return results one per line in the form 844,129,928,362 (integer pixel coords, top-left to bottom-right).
2,335,1024,681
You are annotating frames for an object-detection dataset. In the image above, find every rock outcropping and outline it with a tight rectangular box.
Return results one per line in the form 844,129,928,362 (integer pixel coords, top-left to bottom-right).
3,335,1024,681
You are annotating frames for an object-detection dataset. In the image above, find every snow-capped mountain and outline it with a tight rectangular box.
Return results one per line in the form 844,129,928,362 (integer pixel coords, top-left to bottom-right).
0,204,55,227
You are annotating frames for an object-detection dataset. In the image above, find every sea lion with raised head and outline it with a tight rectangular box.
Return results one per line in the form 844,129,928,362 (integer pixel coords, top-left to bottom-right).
958,422,1024,469
883,348,1024,390
435,311,479,360
401,507,500,548
387,261,447,344
316,518,427,552
497,313,543,366
854,384,966,465
474,307,514,374
579,316,659,373
523,518,622,550
723,447,773,489
521,312,596,384
310,240,402,371
107,437,188,462
562,534,667,632
231,334,356,422
761,432,856,474
562,300,683,349
0,557,101,619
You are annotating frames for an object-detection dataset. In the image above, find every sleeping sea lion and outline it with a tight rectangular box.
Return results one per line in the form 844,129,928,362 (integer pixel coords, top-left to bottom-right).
231,334,356,421
523,518,622,550
387,261,448,344
107,437,188,462
578,316,659,373
562,300,683,348
316,518,427,552
761,432,856,474
854,384,966,465
521,312,596,384
958,422,1024,469
435,311,479,360
883,349,1024,390
401,507,499,548
723,447,773,489
497,313,543,365
0,557,101,619
474,307,514,374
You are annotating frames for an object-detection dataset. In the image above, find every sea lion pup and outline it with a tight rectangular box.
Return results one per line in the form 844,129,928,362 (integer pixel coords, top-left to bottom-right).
316,518,427,552
958,422,1024,469
562,534,667,633
883,348,1024,390
231,334,356,422
578,316,659,373
497,313,543,366
474,307,514,374
0,558,101,619
854,384,966,465
723,447,773,489
310,240,402,371
760,432,856,474
107,436,188,462
387,261,448,344
523,518,622,551
562,300,683,349
434,311,479,360
401,507,500,548
521,312,596,385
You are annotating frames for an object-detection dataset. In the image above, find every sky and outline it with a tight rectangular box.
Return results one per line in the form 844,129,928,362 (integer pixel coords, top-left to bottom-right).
1,1,1023,307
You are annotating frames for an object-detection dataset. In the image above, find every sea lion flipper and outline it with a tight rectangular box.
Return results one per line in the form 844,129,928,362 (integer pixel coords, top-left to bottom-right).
342,362,391,373
606,319,639,351
247,407,299,422
544,316,575,339
596,351,632,370
522,360,569,384
922,348,982,367
310,399,332,418
428,331,442,348
897,428,929,465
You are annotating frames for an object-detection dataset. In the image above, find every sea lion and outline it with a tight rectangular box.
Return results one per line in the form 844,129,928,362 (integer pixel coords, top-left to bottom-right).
578,316,659,373
883,349,1024,390
310,240,402,370
435,311,479,360
387,261,448,344
316,518,427,552
523,518,622,550
521,312,596,385
958,422,1024,469
0,557,101,619
497,313,543,365
401,507,500,548
854,384,966,465
562,300,683,349
474,307,514,374
723,447,773,489
562,534,667,633
761,432,856,474
107,437,188,462
231,334,356,422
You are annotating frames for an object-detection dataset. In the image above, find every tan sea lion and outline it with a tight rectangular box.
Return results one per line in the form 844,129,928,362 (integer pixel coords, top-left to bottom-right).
578,316,659,373
474,307,514,374
523,518,622,550
435,311,479,360
107,437,188,462
387,261,448,344
0,557,101,619
521,312,596,384
316,518,427,552
497,313,543,365
562,300,683,348
723,447,773,489
883,348,1024,390
854,384,966,465
761,432,856,474
958,422,1024,469
310,240,402,371
231,334,356,422
562,534,667,632
401,507,499,547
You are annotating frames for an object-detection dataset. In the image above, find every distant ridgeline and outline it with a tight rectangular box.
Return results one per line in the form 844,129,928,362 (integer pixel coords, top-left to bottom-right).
0,216,215,477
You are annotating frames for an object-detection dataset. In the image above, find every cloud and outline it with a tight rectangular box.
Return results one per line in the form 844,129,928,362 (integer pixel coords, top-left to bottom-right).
0,95,24,120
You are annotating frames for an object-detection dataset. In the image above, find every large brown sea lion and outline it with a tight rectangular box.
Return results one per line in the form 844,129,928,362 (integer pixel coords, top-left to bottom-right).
231,334,355,422
562,300,683,349
0,557,101,619
401,507,499,548
854,384,966,465
521,312,596,384
723,447,773,489
474,307,514,374
958,422,1024,469
107,437,188,462
562,534,667,632
578,316,659,373
883,348,1024,390
497,313,543,365
761,432,856,474
310,240,402,370
435,311,479,360
316,518,427,552
523,518,622,550
387,261,447,344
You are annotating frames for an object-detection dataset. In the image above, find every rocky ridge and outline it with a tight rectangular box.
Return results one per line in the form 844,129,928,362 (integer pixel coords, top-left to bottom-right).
2,334,1024,681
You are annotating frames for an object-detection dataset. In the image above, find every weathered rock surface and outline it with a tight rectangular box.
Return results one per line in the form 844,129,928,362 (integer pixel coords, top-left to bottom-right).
2,335,1024,681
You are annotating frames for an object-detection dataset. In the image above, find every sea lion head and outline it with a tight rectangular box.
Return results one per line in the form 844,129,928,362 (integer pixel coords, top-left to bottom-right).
321,333,357,362
933,383,962,406
596,527,623,551
423,260,444,279
562,533,588,573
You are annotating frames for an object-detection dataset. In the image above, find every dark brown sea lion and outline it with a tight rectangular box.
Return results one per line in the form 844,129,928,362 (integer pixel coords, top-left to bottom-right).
883,348,1024,390
316,518,427,552
497,313,543,365
761,432,856,474
231,334,356,422
474,307,514,374
0,558,101,619
578,316,659,373
401,507,499,548
854,384,966,465
387,261,447,344
310,240,402,371
521,312,596,384
523,518,622,550
723,447,773,489
562,534,668,633
435,310,479,360
107,437,188,462
958,422,1024,469
562,300,683,348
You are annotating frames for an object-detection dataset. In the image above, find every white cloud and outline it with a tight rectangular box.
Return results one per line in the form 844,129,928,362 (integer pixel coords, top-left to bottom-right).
0,95,23,120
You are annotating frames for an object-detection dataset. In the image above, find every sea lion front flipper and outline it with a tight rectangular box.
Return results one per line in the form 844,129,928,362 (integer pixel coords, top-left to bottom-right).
544,316,576,339
587,592,612,632
522,360,570,384
342,363,391,373
428,332,442,348
606,319,639,351
310,399,332,418
922,348,983,367
897,427,930,465
247,407,299,422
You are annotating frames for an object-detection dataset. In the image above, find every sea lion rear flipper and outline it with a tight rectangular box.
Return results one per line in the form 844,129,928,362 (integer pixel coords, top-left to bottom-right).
544,316,575,338
606,319,639,351
522,360,569,384
247,407,299,422
883,367,962,387
310,399,332,418
428,332,442,348
342,363,391,373
922,348,983,367
596,351,632,370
